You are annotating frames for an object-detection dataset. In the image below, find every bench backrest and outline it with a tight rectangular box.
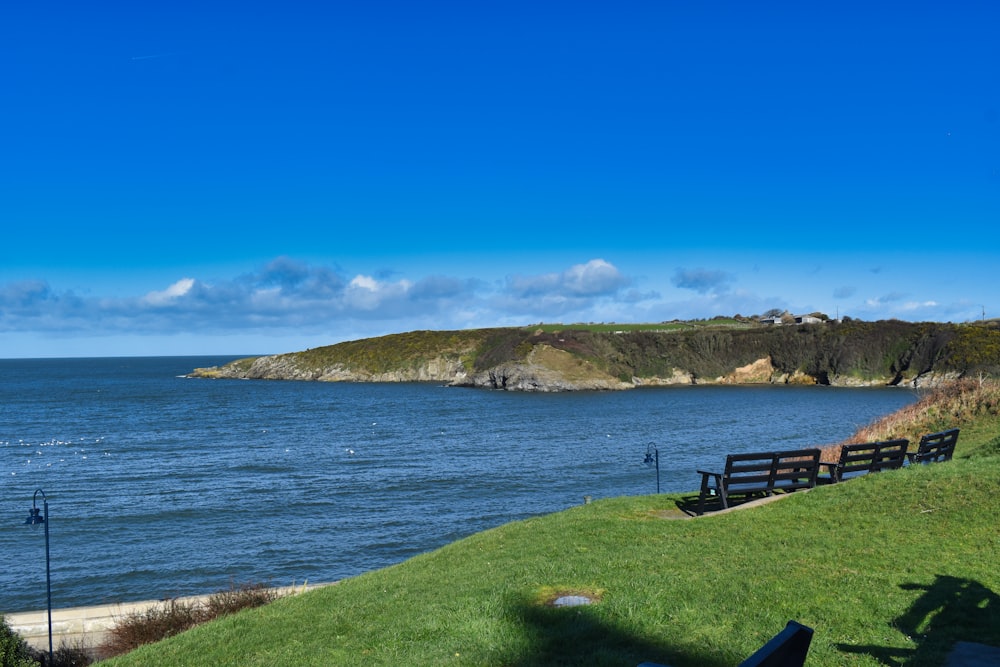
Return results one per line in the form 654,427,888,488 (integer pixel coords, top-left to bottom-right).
771,449,821,491
913,428,959,463
836,439,909,480
723,452,779,490
738,620,814,667
638,620,814,667
722,449,820,492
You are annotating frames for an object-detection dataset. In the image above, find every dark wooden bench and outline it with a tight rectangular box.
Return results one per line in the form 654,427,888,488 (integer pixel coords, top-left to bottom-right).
817,438,909,484
638,619,814,667
906,428,959,464
696,448,821,516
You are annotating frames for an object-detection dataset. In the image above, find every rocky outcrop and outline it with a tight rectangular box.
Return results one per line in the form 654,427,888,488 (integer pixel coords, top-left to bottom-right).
720,357,778,384
630,369,697,386
192,354,469,384
457,345,632,392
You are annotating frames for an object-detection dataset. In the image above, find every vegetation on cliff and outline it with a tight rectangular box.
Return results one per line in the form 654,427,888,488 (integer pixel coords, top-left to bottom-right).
191,319,1000,390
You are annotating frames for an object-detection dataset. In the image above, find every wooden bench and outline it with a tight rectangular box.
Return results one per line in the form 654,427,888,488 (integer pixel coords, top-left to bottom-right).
817,438,909,484
696,448,821,516
906,428,959,464
638,619,814,667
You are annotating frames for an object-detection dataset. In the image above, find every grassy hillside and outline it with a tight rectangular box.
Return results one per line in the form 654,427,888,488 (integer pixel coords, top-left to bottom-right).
98,381,1000,666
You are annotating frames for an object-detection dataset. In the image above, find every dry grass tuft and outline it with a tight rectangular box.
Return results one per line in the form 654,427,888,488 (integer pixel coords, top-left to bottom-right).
819,377,1000,461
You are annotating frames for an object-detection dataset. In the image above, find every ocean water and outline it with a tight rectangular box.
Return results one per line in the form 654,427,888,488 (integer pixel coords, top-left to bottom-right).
0,356,921,613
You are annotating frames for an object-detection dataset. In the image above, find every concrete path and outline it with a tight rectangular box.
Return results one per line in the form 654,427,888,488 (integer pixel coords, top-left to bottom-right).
4,582,332,653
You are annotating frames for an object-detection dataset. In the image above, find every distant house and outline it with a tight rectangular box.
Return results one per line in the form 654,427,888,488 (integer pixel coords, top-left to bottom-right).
760,314,825,325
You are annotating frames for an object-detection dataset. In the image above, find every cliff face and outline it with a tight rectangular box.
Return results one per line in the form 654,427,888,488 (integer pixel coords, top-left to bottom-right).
189,321,1000,391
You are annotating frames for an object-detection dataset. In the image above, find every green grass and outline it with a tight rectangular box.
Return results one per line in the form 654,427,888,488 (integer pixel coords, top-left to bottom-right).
525,319,753,334
98,392,1000,666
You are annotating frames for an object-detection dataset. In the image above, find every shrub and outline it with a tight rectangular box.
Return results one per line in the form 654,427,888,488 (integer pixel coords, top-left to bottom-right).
97,581,280,660
98,600,205,658
31,643,93,667
203,581,278,618
1,616,36,667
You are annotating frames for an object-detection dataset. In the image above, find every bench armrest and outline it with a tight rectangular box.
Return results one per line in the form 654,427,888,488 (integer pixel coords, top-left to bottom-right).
697,470,722,489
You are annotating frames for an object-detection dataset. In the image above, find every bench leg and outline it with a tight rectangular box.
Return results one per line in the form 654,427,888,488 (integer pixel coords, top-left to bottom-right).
697,487,730,515
697,473,715,516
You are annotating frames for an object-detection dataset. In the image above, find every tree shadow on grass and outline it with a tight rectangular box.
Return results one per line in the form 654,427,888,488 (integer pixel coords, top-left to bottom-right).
501,597,728,667
836,575,1000,666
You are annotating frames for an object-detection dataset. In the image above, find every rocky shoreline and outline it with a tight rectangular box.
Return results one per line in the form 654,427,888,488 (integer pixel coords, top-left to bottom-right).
191,351,959,392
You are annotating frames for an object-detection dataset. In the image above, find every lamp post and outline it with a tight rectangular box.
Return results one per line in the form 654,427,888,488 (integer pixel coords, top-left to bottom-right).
643,444,660,493
25,489,53,665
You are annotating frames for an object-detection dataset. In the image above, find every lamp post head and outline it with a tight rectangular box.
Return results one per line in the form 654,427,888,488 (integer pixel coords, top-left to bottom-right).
643,444,658,468
25,489,47,526
25,506,45,526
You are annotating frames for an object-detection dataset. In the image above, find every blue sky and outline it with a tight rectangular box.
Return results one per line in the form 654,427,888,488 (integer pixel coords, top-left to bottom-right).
2,2,998,358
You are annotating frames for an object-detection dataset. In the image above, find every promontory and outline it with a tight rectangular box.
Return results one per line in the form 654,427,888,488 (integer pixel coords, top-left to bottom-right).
189,318,1000,392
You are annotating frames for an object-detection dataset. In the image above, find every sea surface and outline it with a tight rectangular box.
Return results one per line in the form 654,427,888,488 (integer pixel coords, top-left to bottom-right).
0,356,921,613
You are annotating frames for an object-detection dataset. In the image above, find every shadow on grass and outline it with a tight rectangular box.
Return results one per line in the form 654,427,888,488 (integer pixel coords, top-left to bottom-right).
836,575,1000,666
674,494,703,517
673,493,766,517
504,598,728,667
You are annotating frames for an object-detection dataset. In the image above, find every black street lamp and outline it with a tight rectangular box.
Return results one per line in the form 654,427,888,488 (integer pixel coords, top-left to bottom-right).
643,444,660,493
25,489,53,665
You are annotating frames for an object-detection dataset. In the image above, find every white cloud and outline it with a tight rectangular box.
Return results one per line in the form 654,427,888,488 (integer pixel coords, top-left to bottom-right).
344,275,413,311
902,300,940,311
349,275,379,291
562,259,629,296
505,259,628,300
143,278,195,306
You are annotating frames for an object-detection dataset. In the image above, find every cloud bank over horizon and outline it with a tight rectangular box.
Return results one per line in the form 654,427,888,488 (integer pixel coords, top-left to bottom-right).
1,255,989,358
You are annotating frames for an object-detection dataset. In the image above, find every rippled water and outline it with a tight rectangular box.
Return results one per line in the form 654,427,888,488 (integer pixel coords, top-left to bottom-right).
0,357,920,612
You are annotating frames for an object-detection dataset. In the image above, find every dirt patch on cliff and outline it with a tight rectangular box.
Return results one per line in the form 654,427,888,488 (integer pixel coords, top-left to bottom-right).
528,345,624,385
722,357,775,383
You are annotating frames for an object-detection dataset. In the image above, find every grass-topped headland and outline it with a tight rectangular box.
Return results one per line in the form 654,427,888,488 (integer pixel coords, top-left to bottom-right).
190,318,1000,391
94,379,1000,666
